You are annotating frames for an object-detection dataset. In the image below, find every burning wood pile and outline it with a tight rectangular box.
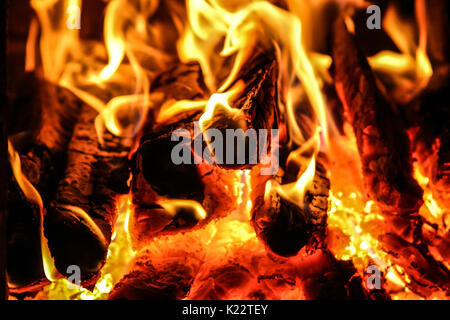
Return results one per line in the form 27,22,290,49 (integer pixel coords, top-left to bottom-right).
2,0,449,300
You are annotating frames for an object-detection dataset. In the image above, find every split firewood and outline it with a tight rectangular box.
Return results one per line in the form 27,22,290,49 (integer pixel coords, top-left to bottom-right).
6,165,44,288
332,18,423,225
145,61,209,131
6,73,83,288
332,18,450,295
200,46,280,169
44,104,130,281
130,118,237,248
9,72,83,204
109,247,202,300
250,156,330,257
130,61,240,247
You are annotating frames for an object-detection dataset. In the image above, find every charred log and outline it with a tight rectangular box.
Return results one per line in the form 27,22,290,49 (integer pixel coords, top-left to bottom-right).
332,18,423,217
9,73,83,204
200,46,279,169
380,233,450,296
250,158,330,257
332,17,450,295
130,119,236,247
146,61,209,131
6,74,83,288
44,104,130,281
6,166,43,288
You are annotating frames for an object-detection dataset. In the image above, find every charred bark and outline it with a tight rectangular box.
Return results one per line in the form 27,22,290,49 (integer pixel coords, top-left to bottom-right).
332,18,423,218
9,73,83,204
130,119,236,247
6,74,83,288
44,104,130,281
380,233,450,296
145,61,209,131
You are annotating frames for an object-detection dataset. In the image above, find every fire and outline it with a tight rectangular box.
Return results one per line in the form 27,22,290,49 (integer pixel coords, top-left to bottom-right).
369,1,433,96
11,0,447,300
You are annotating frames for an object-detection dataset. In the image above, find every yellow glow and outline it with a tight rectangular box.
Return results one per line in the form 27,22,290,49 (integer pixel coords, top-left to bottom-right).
158,199,208,220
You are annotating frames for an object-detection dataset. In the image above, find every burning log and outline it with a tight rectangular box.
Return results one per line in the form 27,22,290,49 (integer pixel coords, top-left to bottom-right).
147,61,209,130
332,18,424,219
6,165,44,288
9,73,83,204
109,247,202,300
44,104,130,281
6,73,83,288
200,46,279,169
131,61,238,247
332,18,450,295
250,157,330,257
130,120,237,247
410,85,450,209
380,233,450,296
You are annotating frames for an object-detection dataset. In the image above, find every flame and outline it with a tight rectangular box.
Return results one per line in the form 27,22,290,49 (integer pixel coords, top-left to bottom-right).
265,154,316,209
179,0,329,144
369,0,432,93
199,82,244,131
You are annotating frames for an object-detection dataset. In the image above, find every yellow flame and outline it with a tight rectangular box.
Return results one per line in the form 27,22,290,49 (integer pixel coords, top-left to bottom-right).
179,0,328,146
414,167,444,222
199,82,244,131
265,155,316,209
158,199,207,221
100,0,126,80
370,0,432,89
